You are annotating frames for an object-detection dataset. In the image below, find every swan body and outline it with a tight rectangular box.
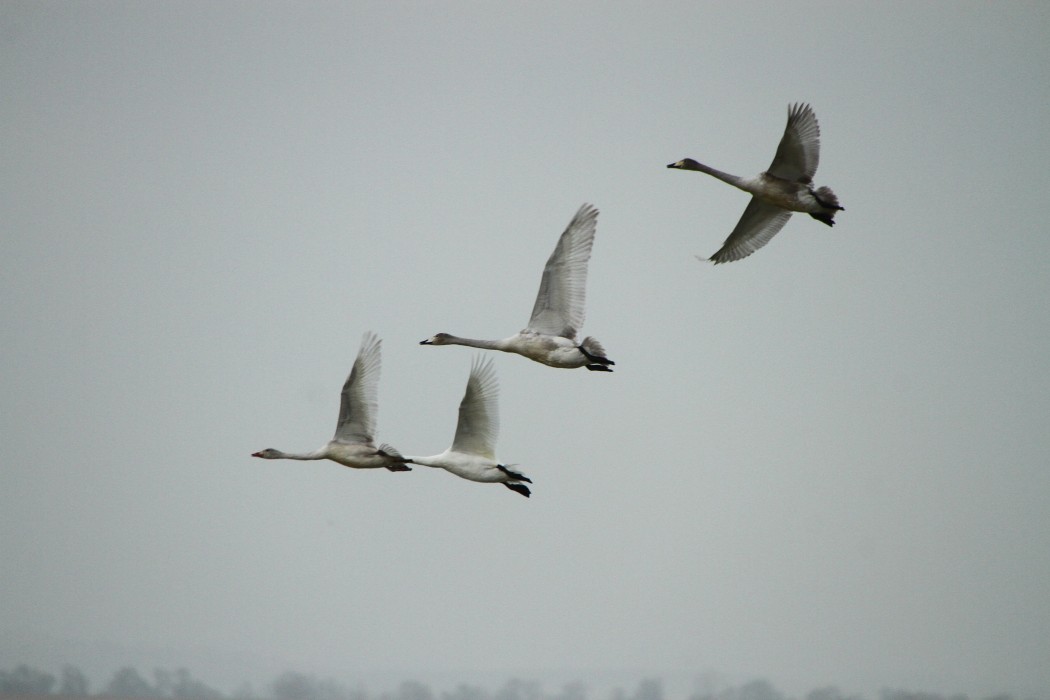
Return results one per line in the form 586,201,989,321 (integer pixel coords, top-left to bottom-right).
421,331,608,370
406,356,531,497
251,332,410,472
420,204,614,372
668,103,844,264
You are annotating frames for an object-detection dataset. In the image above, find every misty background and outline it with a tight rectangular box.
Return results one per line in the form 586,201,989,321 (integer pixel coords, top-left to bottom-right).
2,3,1049,700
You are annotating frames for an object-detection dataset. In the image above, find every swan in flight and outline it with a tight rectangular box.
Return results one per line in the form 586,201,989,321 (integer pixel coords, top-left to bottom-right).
668,103,844,263
251,332,410,472
420,203,614,371
406,356,531,497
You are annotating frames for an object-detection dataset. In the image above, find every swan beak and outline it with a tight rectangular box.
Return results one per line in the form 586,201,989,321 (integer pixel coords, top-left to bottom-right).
419,339,432,345
666,162,678,169
250,451,263,458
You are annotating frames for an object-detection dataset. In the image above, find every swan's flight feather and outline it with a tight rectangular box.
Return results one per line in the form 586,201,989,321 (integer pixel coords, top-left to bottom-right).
451,356,499,459
526,203,598,339
334,331,381,444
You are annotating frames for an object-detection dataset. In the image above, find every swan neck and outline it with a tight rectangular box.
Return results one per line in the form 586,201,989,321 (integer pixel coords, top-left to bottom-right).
689,161,744,187
279,448,327,460
443,335,503,350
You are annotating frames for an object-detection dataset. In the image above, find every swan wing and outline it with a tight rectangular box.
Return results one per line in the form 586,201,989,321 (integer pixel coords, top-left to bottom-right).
706,197,793,264
767,103,821,183
333,332,381,444
450,355,499,459
526,203,598,339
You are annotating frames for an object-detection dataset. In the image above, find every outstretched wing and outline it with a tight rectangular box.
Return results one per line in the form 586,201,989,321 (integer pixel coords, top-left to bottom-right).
451,355,499,459
767,103,821,183
333,332,381,444
526,203,599,339
706,197,793,264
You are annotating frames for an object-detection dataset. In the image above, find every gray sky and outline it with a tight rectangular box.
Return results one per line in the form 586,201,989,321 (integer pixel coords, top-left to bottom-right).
3,2,1049,698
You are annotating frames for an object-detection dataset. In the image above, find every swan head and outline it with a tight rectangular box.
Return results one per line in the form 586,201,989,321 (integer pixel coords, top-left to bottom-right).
667,158,701,170
251,449,283,459
420,333,452,345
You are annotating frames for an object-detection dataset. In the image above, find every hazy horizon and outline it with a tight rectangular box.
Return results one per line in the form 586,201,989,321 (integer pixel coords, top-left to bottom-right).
1,652,1038,700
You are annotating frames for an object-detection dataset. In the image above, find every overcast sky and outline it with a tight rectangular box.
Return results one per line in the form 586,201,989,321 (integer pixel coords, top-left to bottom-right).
3,2,1049,699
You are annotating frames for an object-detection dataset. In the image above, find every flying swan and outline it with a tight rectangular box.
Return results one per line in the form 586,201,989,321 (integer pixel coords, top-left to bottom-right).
667,102,844,263
406,356,531,497
420,203,614,371
251,332,410,472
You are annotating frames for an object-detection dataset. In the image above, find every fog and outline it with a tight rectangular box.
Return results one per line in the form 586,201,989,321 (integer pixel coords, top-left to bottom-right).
2,3,1049,700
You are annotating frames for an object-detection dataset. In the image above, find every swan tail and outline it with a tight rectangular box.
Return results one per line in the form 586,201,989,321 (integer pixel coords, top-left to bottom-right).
813,186,844,211
378,443,412,471
378,443,404,459
579,336,615,370
497,464,532,483
503,482,531,498
808,186,843,228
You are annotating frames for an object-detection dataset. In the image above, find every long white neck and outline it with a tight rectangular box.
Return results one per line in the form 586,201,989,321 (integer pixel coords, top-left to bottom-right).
684,160,748,189
272,447,328,460
442,335,505,351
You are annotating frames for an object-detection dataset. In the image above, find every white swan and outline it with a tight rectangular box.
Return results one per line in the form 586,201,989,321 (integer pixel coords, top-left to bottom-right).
251,332,410,472
420,203,614,371
406,356,531,497
668,102,844,264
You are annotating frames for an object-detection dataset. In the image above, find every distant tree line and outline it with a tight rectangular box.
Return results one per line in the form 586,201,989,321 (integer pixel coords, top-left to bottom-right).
0,664,1035,700
0,665,223,699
